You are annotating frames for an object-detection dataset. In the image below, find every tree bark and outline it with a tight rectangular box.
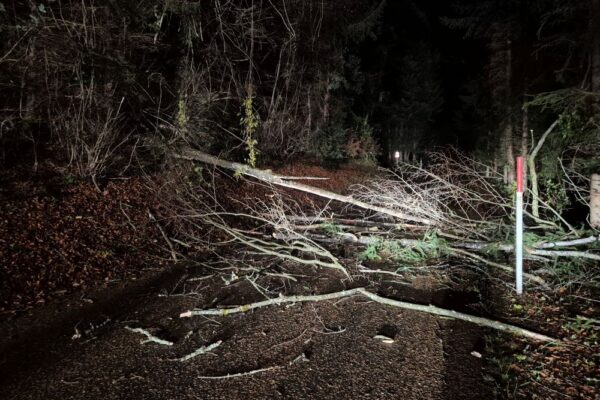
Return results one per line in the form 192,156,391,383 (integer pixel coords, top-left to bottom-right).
591,174,600,228
504,39,515,185
521,105,529,191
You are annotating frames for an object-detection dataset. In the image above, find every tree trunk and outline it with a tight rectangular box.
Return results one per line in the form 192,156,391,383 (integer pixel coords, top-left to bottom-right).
591,0,600,92
504,40,515,185
591,174,600,228
504,123,514,185
322,75,331,124
521,105,529,191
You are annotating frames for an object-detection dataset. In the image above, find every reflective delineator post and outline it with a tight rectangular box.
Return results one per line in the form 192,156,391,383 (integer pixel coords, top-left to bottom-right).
515,156,524,295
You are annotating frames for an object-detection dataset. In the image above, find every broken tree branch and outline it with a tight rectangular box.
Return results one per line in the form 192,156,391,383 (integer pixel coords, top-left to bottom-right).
442,248,548,286
272,232,549,285
178,340,222,362
125,326,174,346
529,119,559,219
175,149,436,226
534,235,600,248
206,217,350,278
196,365,283,379
179,288,557,342
451,240,600,261
285,215,426,230
530,249,600,261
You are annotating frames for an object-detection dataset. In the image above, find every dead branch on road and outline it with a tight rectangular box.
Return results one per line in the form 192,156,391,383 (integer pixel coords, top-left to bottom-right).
179,288,557,342
177,340,222,362
125,326,174,346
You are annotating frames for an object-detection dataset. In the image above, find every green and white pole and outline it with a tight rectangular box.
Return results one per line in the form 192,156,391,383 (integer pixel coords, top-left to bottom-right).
515,156,524,295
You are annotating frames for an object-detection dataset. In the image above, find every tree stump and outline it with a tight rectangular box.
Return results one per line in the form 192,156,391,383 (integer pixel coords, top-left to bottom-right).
591,174,600,228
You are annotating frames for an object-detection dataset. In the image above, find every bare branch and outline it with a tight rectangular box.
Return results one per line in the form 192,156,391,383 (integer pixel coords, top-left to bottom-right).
180,288,557,342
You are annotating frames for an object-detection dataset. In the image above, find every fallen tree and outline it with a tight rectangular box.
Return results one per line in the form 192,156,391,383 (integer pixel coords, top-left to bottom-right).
157,148,600,362
175,149,436,226
175,148,600,278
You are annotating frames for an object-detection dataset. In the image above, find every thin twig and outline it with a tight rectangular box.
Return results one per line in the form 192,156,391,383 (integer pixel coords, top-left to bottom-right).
177,340,222,362
148,210,178,262
125,326,173,346
196,365,283,379
450,248,547,286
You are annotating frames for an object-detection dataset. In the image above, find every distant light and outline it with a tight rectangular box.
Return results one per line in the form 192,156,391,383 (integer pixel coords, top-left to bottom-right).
394,151,400,159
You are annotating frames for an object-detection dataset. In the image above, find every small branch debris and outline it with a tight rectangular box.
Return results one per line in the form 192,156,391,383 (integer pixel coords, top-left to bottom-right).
290,352,310,364
196,365,283,380
125,326,174,346
177,340,222,362
148,211,178,262
197,352,310,380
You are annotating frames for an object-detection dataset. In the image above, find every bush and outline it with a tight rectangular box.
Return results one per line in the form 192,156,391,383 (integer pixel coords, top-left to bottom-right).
345,116,380,164
51,84,131,181
310,125,347,163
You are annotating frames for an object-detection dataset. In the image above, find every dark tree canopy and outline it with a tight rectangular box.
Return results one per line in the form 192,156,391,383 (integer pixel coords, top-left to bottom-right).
0,0,598,173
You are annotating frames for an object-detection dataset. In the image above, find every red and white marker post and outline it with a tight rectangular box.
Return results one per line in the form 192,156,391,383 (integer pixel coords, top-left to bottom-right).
515,157,524,295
